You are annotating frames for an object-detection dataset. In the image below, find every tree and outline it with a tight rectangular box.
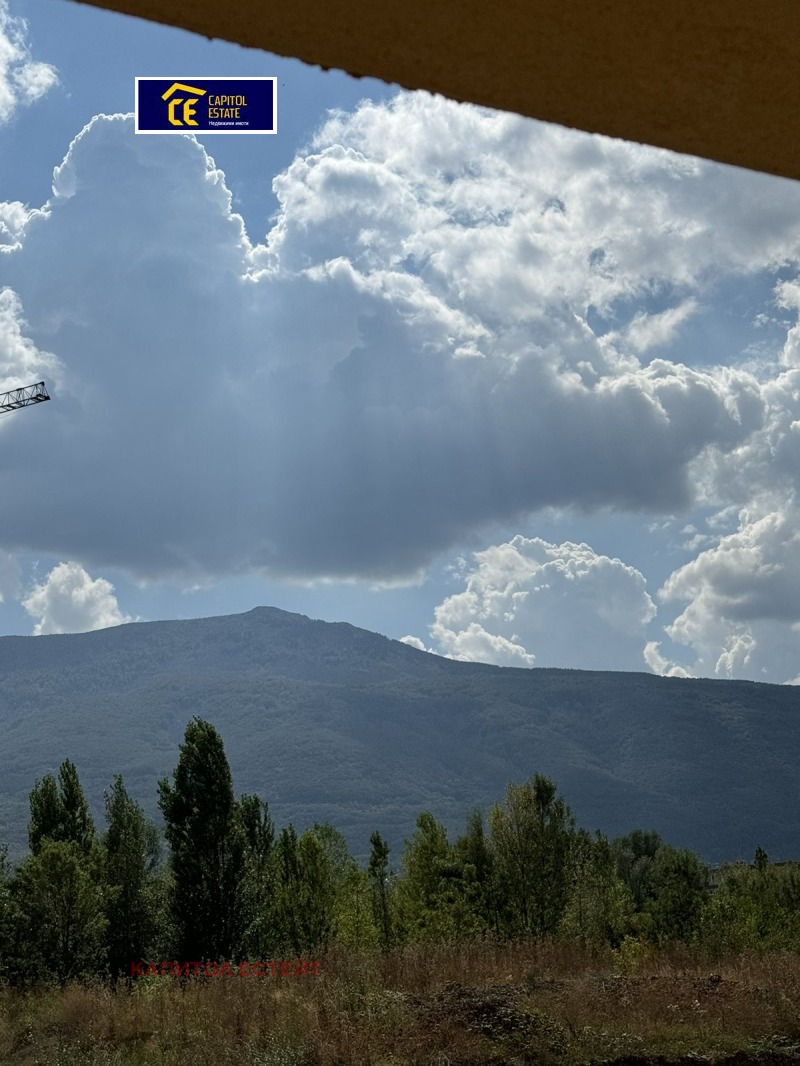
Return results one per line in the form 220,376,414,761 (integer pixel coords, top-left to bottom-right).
59,761,96,853
644,845,707,943
611,829,665,911
240,794,274,957
455,809,497,934
28,775,61,855
270,824,302,953
399,813,450,939
241,795,274,868
368,831,392,951
398,812,483,942
698,854,800,955
104,775,160,979
335,864,377,950
29,760,95,856
489,774,574,938
561,830,632,949
9,840,107,984
158,717,247,961
312,823,373,947
313,823,356,891
296,829,336,950
265,824,339,953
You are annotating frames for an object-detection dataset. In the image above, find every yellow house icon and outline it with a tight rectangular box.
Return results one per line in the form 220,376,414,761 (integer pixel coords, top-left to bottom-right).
161,82,207,127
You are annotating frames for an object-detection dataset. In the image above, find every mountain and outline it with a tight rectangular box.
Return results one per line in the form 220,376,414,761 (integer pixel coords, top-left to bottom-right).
0,606,797,864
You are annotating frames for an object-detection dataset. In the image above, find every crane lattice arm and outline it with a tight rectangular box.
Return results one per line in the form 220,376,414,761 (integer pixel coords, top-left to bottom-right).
0,381,50,413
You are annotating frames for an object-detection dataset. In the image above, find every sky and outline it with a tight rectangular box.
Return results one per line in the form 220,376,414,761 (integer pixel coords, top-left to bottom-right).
2,1,800,684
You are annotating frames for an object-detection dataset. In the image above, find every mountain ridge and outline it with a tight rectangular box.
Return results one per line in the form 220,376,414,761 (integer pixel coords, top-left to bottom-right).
0,605,797,864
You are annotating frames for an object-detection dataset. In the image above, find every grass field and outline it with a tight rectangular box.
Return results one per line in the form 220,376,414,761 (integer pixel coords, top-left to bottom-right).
3,941,800,1065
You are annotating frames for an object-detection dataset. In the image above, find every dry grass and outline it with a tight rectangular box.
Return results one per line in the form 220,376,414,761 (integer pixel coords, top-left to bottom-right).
2,943,800,1066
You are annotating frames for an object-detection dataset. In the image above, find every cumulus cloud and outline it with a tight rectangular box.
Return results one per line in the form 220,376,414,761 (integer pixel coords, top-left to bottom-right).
399,634,427,651
0,201,33,251
650,507,800,681
0,0,57,124
664,510,800,628
1,95,800,601
634,277,800,681
0,286,61,389
625,299,698,354
429,536,656,670
21,561,133,635
642,640,693,678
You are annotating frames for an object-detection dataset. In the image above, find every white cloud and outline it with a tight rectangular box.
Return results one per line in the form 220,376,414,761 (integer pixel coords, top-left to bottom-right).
429,536,656,670
639,274,800,682
21,561,133,635
647,506,800,681
291,97,800,326
399,634,427,651
0,0,57,124
625,299,698,354
0,286,61,389
435,621,536,668
663,511,800,629
775,280,800,368
0,201,33,251
643,640,693,678
2,92,800,639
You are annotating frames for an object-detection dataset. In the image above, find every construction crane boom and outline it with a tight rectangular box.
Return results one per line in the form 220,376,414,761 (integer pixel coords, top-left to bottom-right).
0,381,50,413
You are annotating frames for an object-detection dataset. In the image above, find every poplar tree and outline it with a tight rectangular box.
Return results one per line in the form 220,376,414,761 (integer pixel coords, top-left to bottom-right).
19,762,102,982
400,812,454,940
268,825,343,952
28,760,95,855
59,761,96,853
240,794,274,957
611,829,664,910
296,829,336,950
270,824,302,953
28,775,61,854
400,812,484,942
312,823,370,946
644,845,708,943
104,775,160,978
561,830,632,948
10,840,107,984
158,717,247,961
489,774,574,938
368,830,392,951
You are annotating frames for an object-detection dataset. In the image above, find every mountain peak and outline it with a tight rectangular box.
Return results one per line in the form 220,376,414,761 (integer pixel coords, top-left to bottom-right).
0,606,797,865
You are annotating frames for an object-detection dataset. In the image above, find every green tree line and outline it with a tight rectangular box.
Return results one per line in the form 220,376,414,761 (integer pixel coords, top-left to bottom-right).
1,716,798,985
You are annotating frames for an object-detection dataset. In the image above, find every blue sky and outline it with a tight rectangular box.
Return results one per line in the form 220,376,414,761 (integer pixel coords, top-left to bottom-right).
3,0,800,683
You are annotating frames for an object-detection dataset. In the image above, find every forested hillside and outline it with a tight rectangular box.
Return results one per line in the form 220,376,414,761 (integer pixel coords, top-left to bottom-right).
3,720,799,989
0,606,797,861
